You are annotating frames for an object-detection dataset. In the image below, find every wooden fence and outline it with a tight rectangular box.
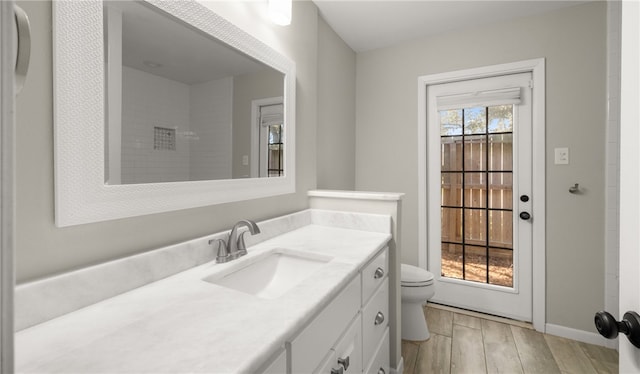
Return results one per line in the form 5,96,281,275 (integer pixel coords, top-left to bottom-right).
440,136,513,250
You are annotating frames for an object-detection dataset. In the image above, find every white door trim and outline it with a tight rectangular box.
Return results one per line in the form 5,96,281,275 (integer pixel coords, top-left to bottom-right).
1,1,15,370
618,0,640,369
417,58,546,332
250,96,283,178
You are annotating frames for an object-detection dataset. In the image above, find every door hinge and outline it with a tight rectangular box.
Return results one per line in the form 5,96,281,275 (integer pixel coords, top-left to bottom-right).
528,80,534,89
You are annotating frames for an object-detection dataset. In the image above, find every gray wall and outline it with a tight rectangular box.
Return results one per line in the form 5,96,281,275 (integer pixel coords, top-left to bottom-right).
355,2,607,332
15,1,319,283
317,17,357,190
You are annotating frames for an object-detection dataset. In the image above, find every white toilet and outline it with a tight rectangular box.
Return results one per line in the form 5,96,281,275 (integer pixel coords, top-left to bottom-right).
401,264,435,341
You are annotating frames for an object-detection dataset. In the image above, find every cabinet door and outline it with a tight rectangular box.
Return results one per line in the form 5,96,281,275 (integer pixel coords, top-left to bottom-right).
364,328,389,374
333,314,363,374
314,314,363,374
291,276,361,373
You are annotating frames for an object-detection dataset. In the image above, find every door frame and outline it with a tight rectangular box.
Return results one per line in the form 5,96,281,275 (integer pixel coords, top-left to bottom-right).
618,0,639,369
1,1,15,370
417,58,546,332
250,96,283,178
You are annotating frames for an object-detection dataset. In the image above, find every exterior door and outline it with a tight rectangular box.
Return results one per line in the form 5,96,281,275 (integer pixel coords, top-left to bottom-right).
427,72,533,321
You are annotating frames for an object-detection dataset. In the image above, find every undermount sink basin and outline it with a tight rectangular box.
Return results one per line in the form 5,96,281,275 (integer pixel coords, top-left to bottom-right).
203,248,333,299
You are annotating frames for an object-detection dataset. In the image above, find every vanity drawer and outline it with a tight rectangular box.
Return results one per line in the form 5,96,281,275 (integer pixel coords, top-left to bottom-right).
291,275,361,374
362,278,389,366
314,313,363,374
362,247,388,305
364,328,389,374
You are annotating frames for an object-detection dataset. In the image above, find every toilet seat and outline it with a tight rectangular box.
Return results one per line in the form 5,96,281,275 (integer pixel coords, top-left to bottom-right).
401,264,434,287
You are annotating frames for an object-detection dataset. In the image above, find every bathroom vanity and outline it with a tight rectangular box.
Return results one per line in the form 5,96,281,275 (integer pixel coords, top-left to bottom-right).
288,246,389,374
15,210,394,373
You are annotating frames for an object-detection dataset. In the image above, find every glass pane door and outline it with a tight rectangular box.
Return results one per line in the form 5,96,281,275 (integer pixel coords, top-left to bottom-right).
440,105,514,287
426,71,533,322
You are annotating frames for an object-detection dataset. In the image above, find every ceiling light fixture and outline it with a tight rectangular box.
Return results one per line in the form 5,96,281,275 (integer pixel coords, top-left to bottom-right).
268,0,291,26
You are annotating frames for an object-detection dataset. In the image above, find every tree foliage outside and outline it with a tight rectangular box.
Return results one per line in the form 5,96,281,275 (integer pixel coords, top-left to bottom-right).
440,105,513,136
440,109,463,136
488,105,513,133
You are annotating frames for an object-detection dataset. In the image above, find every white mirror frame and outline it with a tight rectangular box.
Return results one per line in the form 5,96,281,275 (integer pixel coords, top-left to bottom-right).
53,0,296,227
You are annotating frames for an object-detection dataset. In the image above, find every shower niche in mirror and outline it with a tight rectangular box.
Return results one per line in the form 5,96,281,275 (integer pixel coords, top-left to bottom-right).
54,0,296,226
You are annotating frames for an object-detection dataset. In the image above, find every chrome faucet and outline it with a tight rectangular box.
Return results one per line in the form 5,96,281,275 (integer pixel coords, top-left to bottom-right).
209,220,261,263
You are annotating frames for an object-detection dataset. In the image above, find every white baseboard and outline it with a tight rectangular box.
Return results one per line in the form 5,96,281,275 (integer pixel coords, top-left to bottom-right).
545,323,618,350
391,357,404,374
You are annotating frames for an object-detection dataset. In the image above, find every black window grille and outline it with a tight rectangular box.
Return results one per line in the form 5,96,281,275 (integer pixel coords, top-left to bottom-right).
440,105,514,287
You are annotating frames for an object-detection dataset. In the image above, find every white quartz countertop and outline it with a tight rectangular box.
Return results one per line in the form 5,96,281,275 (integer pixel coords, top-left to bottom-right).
16,224,391,373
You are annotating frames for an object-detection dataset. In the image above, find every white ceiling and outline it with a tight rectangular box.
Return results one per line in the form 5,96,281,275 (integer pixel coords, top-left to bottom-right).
313,0,591,52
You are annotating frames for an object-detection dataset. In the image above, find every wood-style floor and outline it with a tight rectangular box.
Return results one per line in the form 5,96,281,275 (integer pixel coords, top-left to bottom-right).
402,304,619,374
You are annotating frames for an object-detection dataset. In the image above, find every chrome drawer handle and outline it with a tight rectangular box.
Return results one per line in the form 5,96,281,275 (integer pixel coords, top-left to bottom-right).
331,367,344,374
338,356,350,370
378,368,386,374
374,311,385,325
374,267,384,279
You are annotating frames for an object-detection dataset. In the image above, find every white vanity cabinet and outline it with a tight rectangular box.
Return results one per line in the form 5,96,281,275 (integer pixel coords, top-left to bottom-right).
288,246,390,374
361,248,390,374
290,275,361,373
314,314,363,374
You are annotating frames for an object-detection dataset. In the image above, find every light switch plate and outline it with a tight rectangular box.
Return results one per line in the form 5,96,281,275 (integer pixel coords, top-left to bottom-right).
555,147,569,165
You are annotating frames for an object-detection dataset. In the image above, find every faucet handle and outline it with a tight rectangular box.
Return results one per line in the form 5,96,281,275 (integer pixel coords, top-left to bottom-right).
234,220,260,258
235,232,249,257
209,238,229,263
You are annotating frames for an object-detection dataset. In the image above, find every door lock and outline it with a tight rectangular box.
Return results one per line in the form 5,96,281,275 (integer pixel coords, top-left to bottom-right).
519,212,531,220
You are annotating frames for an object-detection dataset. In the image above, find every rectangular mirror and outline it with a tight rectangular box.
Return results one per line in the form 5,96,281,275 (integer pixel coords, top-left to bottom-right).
54,0,296,226
104,1,285,183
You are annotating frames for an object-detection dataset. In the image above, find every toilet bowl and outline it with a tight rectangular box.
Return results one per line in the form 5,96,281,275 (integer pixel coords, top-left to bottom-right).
401,264,435,341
